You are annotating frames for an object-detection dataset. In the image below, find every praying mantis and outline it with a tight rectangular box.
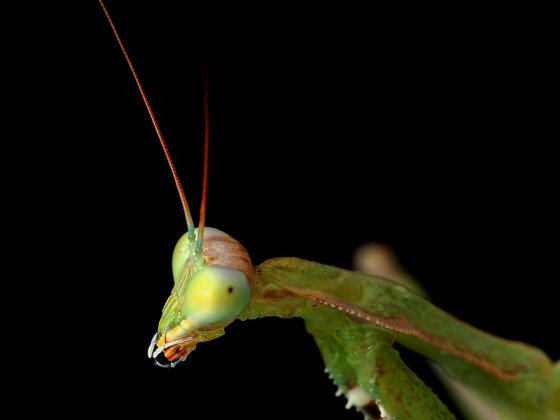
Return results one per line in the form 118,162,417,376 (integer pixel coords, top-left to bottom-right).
97,2,559,418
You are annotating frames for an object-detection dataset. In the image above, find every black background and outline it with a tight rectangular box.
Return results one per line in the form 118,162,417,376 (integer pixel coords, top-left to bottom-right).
30,2,558,418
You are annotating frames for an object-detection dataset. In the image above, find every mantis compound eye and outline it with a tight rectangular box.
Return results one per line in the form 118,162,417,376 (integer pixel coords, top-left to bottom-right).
181,266,250,329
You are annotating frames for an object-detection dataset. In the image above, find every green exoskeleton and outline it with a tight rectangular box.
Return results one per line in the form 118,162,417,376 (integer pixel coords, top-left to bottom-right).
152,228,560,419
100,2,559,418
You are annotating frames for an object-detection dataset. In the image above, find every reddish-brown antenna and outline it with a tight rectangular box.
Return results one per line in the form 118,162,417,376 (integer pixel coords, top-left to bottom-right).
99,0,206,240
197,47,210,250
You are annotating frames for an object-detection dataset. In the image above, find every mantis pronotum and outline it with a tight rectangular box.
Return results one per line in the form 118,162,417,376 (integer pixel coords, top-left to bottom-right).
98,2,559,418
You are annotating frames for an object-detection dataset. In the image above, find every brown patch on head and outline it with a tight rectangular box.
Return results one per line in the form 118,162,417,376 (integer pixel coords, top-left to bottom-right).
203,230,255,289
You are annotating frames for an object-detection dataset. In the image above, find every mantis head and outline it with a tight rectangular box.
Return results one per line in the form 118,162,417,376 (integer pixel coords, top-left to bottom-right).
98,0,254,371
148,227,254,367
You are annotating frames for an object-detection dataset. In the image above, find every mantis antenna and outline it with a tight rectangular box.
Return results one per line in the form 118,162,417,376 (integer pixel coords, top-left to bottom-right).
98,0,210,250
198,50,210,251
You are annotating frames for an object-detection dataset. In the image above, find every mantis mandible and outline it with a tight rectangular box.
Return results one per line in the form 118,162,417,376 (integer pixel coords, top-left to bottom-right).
99,2,559,418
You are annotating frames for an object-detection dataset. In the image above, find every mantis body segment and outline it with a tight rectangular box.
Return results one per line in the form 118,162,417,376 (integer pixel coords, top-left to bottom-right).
99,2,560,418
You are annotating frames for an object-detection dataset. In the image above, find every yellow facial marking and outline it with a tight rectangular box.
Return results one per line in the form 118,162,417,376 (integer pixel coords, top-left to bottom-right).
182,266,250,329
